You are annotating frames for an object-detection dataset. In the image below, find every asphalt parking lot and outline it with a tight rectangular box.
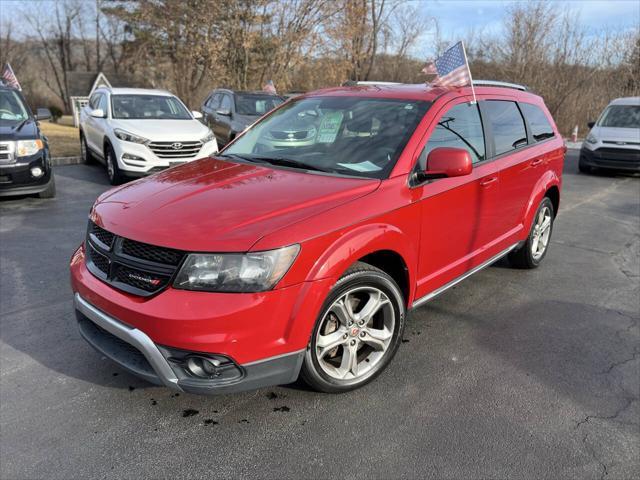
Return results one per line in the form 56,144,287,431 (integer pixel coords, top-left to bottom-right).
1,150,638,479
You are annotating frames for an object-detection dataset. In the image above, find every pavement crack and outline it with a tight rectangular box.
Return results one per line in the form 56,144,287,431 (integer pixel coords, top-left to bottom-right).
582,432,609,480
598,349,640,376
575,397,639,430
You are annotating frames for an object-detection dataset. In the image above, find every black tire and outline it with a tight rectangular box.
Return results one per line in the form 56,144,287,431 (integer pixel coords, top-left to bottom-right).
105,143,123,185
578,158,591,174
80,132,94,164
300,261,406,393
509,197,555,269
37,174,56,198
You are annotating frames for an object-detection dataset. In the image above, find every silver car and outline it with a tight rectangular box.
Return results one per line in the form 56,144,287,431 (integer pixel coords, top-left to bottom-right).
580,96,640,173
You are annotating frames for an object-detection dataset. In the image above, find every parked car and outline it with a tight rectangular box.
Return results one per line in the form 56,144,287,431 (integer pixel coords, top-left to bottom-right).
580,96,640,173
79,87,218,185
201,89,284,146
0,85,55,198
71,81,564,395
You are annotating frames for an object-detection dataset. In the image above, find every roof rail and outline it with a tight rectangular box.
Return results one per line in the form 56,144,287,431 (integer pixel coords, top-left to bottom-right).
473,80,528,91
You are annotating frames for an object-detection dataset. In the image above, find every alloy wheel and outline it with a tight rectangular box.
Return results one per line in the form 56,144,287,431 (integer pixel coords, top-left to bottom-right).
106,150,115,181
314,286,395,381
531,205,552,261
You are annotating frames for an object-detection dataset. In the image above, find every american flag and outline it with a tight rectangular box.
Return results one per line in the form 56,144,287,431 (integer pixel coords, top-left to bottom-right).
1,63,21,90
262,79,277,94
423,41,471,89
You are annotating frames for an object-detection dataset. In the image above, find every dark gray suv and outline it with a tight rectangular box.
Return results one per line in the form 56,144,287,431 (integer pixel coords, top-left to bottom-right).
201,89,284,146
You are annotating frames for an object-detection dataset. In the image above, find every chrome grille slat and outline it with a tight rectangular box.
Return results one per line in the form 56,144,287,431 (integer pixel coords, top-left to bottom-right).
147,140,202,160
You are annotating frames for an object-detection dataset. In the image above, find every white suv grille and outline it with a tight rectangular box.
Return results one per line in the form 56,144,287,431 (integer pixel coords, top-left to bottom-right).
147,141,203,159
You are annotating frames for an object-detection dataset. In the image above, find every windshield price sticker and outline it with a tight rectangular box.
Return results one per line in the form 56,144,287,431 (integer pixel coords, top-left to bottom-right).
317,111,344,143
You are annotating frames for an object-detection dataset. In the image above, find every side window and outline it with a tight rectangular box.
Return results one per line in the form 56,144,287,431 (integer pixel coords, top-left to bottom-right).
520,103,555,142
419,102,485,169
211,94,222,110
89,93,102,109
484,101,528,156
97,94,108,114
220,95,232,112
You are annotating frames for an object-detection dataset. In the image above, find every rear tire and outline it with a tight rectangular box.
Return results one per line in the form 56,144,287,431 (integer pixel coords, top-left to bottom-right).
105,144,124,185
300,262,406,393
509,197,554,269
37,174,56,198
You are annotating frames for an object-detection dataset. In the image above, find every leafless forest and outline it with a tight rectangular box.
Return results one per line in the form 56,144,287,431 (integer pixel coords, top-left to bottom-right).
1,0,638,135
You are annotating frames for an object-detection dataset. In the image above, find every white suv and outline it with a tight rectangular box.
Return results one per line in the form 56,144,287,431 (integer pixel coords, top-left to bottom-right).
79,88,218,184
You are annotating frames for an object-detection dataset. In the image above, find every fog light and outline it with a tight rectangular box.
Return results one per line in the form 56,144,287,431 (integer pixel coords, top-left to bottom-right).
184,355,221,378
121,153,145,162
30,167,43,178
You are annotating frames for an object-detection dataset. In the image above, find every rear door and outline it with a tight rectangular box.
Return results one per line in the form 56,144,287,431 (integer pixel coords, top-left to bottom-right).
482,99,554,240
203,93,221,130
414,99,503,299
84,93,103,153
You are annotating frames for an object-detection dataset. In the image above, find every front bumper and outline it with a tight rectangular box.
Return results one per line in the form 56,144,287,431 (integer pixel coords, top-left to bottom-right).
580,146,640,172
70,244,334,394
75,293,305,394
0,150,53,196
113,139,218,176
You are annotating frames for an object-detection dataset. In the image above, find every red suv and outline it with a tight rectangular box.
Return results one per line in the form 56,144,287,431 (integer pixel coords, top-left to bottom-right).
70,81,564,394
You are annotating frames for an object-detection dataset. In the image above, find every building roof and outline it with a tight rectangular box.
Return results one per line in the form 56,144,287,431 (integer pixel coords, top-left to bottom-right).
65,71,138,98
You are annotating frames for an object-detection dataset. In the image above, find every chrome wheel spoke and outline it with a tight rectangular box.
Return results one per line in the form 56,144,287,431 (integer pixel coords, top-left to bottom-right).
540,217,551,233
317,330,347,359
330,298,353,327
337,343,359,378
356,291,389,324
362,326,392,351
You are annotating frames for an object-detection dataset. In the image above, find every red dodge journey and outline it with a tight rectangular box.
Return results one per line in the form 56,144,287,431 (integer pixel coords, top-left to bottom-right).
70,81,564,394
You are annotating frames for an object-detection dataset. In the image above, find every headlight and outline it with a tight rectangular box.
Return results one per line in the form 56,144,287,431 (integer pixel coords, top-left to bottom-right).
586,134,598,144
173,244,300,292
201,130,215,144
16,139,44,157
114,128,148,144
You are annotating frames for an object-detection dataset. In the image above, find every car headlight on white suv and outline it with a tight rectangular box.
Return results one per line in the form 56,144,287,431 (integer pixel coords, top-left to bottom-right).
585,133,598,144
114,129,149,144
201,130,215,144
16,139,44,157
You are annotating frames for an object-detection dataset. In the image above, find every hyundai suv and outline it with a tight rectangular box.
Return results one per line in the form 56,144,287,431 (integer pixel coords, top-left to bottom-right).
79,88,218,184
71,81,564,394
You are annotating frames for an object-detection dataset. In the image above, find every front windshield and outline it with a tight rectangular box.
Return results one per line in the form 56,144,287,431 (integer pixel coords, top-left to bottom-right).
111,94,191,120
223,96,430,179
235,94,284,116
0,89,29,124
598,105,640,128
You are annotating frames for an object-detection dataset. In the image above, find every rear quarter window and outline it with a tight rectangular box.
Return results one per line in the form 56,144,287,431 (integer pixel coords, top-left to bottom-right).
484,100,528,156
520,103,555,142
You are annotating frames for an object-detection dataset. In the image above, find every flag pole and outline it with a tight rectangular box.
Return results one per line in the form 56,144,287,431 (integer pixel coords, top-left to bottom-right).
461,41,476,104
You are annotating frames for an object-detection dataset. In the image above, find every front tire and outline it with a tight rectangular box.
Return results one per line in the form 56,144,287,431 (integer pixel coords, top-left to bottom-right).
105,144,123,185
37,174,56,198
301,262,406,393
578,157,591,174
80,133,94,164
509,197,554,269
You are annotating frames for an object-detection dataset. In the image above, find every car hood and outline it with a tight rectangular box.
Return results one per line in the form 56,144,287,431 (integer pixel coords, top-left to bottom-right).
111,119,209,142
591,126,640,144
0,119,39,141
92,158,379,252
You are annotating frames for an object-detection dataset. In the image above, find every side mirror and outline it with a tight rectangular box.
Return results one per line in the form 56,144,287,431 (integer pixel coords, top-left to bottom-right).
216,108,231,116
35,108,51,121
587,121,595,129
192,110,203,119
415,147,473,183
90,108,106,119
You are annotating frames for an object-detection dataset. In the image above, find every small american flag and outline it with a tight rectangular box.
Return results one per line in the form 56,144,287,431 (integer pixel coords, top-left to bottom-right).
1,63,21,90
425,41,472,89
262,79,276,94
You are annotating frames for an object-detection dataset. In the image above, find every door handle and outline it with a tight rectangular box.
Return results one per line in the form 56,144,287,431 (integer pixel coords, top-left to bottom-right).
531,158,543,166
480,176,498,187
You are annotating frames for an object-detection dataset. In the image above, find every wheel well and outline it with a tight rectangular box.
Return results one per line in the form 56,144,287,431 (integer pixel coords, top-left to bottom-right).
103,138,112,155
358,250,409,306
545,186,560,217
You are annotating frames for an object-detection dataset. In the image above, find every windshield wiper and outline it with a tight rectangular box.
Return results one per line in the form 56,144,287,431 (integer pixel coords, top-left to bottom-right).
250,156,332,172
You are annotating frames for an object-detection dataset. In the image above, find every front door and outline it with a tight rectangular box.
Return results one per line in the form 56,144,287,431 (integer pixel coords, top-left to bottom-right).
413,100,502,300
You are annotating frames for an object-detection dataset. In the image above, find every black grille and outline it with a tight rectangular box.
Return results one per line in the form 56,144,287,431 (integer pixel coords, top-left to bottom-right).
121,238,183,265
88,244,110,275
594,148,640,162
90,223,115,249
85,221,185,297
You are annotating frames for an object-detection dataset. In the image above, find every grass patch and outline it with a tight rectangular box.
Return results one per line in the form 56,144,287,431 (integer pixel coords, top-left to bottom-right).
40,120,81,158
